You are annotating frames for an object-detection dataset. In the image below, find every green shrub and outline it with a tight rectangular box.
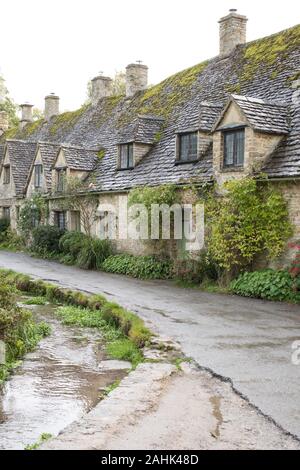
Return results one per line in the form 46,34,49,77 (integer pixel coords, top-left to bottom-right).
102,254,173,279
59,231,88,262
174,250,218,284
31,225,65,255
0,218,10,241
59,231,112,270
0,276,51,382
230,269,298,302
76,237,112,270
205,178,293,278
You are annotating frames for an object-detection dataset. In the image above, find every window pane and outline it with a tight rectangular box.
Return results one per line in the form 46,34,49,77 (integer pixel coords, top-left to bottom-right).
236,131,245,165
179,133,198,161
128,144,134,167
120,146,128,168
224,133,234,165
180,135,189,161
189,133,198,159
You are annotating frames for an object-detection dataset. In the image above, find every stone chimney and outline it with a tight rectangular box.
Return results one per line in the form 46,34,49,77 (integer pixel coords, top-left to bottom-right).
219,9,248,56
91,75,113,106
0,111,9,136
44,93,60,121
126,63,148,97
20,103,33,129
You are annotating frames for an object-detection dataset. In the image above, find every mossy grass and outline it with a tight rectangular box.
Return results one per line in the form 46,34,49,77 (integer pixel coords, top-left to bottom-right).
22,296,48,306
24,433,52,450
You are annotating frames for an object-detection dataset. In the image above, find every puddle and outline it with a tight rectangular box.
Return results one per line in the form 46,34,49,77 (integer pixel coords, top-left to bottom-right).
0,301,127,450
209,395,223,439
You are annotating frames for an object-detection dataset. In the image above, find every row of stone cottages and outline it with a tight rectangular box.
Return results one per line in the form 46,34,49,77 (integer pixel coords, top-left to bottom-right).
0,10,300,261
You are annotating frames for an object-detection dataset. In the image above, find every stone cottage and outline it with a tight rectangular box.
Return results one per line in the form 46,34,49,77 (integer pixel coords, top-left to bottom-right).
0,9,299,260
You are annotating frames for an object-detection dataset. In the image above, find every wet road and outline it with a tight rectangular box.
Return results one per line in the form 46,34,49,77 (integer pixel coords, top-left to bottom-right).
1,251,300,437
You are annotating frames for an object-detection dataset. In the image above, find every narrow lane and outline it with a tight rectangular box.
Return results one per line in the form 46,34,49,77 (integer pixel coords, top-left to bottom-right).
1,251,300,437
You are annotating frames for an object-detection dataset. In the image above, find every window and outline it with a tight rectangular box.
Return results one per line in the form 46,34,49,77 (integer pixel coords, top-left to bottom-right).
70,211,81,232
178,132,198,162
119,144,134,169
3,165,10,184
56,169,66,192
54,211,66,230
34,164,43,188
3,207,10,220
223,129,245,167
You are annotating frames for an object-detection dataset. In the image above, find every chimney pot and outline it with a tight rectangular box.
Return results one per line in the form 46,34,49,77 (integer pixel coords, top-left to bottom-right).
126,63,148,97
20,103,33,129
219,10,248,56
44,93,60,121
91,75,113,106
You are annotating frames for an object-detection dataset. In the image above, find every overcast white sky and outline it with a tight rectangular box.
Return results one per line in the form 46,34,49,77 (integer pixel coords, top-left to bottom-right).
0,0,299,111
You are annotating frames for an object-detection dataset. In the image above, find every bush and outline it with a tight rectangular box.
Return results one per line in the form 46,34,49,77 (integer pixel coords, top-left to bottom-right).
230,269,298,302
102,254,173,279
59,231,112,270
0,275,50,382
174,251,218,284
205,178,293,277
0,218,10,241
31,225,65,255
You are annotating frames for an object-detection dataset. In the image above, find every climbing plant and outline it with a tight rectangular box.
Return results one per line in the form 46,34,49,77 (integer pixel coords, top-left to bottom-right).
204,178,293,278
18,193,48,239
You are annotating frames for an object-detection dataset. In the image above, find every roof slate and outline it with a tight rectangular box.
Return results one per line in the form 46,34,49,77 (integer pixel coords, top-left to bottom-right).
6,140,37,196
61,145,99,171
1,23,299,189
37,142,61,191
228,95,290,134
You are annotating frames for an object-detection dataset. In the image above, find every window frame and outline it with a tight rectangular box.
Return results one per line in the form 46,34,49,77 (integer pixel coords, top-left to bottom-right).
3,165,10,184
223,128,245,168
119,143,134,170
56,168,67,192
34,164,43,189
177,131,199,164
54,211,66,231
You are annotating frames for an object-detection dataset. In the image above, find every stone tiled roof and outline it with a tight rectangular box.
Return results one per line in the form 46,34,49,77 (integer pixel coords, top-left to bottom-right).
1,23,300,188
6,140,37,196
61,145,99,171
221,95,290,134
37,142,60,191
262,100,300,177
118,115,165,144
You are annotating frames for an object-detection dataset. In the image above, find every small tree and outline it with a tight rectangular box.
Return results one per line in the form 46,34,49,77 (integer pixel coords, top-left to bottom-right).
0,73,18,127
18,193,48,239
205,178,293,280
59,177,99,236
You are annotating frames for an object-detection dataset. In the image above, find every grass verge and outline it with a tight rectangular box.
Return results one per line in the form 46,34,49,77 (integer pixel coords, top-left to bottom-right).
0,268,152,368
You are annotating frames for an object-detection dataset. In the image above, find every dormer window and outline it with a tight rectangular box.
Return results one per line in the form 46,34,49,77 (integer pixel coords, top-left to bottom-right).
223,128,245,167
56,168,66,192
177,132,198,163
3,165,10,184
119,144,134,169
34,164,43,188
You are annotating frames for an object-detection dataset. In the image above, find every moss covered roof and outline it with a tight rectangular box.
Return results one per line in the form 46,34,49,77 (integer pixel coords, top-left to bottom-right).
1,23,300,188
